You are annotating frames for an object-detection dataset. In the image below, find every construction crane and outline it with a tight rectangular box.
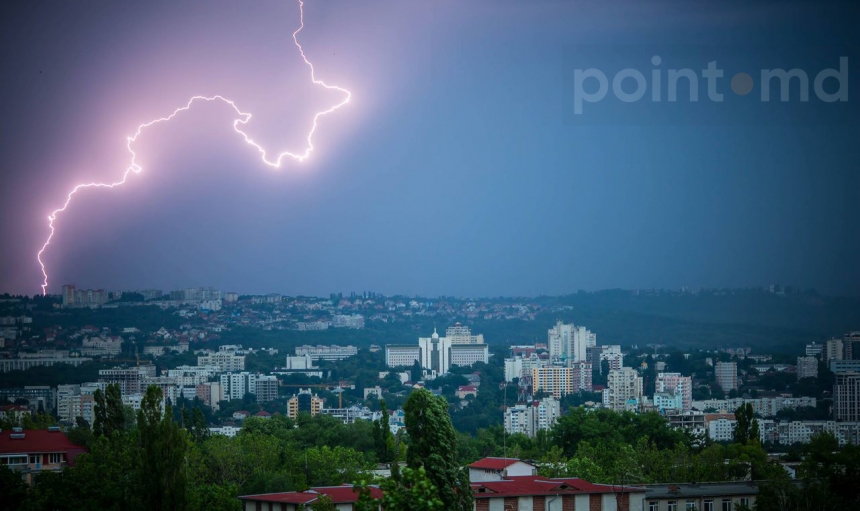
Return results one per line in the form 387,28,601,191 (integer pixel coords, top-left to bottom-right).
278,382,348,408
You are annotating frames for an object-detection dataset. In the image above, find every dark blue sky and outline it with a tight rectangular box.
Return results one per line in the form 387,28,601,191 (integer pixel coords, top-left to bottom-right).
1,0,857,296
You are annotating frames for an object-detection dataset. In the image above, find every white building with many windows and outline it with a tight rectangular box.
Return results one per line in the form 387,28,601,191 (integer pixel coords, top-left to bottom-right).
603,367,643,411
504,397,561,438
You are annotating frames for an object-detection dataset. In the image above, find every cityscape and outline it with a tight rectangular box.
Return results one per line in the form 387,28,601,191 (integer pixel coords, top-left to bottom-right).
1,0,859,510
1,285,859,510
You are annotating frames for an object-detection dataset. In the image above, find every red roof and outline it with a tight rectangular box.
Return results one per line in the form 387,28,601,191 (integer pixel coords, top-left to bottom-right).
0,429,87,465
471,476,645,498
468,457,527,470
458,385,478,392
240,485,384,504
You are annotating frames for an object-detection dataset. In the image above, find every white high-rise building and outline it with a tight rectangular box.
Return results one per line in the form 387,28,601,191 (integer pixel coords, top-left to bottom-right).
219,372,262,401
504,397,561,438
603,368,643,412
547,321,592,363
505,357,524,383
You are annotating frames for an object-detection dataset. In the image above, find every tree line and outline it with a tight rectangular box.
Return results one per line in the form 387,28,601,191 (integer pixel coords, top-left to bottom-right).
3,384,859,510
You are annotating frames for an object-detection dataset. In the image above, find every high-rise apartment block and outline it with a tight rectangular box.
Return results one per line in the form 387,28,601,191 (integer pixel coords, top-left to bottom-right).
287,389,324,419
797,356,819,380
547,321,595,363
603,368,643,412
254,375,279,403
844,332,860,361
655,372,693,412
833,372,860,422
532,364,592,398
504,397,561,438
824,338,844,363
715,361,738,393
587,345,624,374
61,285,107,308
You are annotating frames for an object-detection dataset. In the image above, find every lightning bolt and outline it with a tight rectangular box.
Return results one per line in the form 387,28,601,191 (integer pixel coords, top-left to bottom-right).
36,0,350,295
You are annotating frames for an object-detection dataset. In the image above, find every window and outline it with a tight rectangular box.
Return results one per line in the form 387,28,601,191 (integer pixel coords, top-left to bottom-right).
740,498,750,508
649,503,659,511
7,456,27,465
29,455,40,465
49,453,62,464
704,500,714,511
668,502,677,511
686,502,697,511
722,500,732,511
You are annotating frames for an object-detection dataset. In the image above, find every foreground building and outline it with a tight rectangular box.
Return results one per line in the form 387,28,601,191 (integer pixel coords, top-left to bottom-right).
239,485,383,510
471,475,646,511
643,482,757,511
0,427,87,484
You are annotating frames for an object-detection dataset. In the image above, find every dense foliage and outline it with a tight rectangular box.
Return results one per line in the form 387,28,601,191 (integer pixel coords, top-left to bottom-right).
5,384,860,510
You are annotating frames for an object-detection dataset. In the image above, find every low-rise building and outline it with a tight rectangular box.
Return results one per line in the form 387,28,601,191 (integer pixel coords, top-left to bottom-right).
0,428,87,485
239,485,383,511
471,475,647,511
643,482,757,511
468,457,537,482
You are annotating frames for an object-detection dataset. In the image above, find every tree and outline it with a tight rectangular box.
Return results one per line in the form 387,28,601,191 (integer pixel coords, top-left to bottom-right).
374,400,395,463
0,465,28,510
136,385,188,511
355,467,443,511
732,403,759,445
410,361,422,383
309,495,337,511
404,388,472,511
93,383,127,437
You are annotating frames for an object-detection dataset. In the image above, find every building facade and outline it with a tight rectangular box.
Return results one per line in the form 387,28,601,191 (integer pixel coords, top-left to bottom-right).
715,362,738,393
834,372,860,422
604,367,644,411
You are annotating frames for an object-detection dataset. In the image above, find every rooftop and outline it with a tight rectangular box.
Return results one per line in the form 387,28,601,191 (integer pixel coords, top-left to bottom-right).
472,475,645,498
0,429,87,463
468,457,533,470
644,482,759,499
240,485,384,504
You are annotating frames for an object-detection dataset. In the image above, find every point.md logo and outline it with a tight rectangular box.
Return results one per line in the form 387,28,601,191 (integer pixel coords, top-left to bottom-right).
563,48,854,125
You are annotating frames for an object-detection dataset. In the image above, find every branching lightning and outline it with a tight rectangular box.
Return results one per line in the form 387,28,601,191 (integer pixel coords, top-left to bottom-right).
36,0,350,295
